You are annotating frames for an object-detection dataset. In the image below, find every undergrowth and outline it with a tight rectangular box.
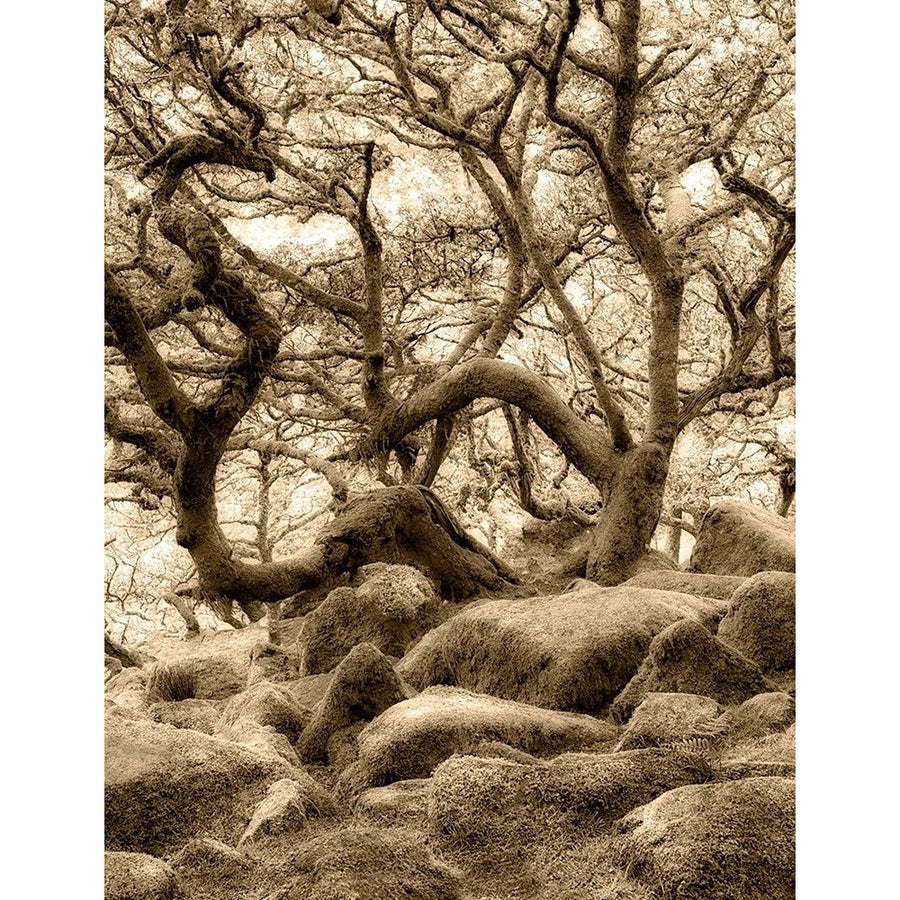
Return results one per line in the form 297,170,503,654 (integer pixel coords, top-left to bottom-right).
146,660,198,702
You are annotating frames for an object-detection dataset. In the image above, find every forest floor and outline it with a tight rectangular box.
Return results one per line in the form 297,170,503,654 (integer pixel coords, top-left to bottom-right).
105,515,796,900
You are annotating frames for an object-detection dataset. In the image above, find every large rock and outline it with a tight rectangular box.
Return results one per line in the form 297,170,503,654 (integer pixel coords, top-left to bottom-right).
296,642,410,765
342,686,615,792
275,824,462,900
105,852,175,900
614,776,795,900
625,570,746,600
105,711,293,855
429,748,712,849
615,693,726,751
718,572,795,672
611,620,772,724
688,501,795,576
296,564,440,674
397,586,728,713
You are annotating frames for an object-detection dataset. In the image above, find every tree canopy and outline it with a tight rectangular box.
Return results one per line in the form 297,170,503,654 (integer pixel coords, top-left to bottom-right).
105,0,795,633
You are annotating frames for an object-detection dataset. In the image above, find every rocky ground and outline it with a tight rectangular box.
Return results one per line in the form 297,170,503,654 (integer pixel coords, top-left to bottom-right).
105,501,796,900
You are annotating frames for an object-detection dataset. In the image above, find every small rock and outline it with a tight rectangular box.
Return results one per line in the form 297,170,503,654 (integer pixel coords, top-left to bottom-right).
246,641,301,687
105,851,174,900
149,698,221,734
238,775,340,846
354,779,431,827
615,692,725,751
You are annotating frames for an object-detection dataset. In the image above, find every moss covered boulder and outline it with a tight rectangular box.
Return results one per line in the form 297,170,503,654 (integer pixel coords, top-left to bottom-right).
729,692,796,743
106,667,151,714
354,778,432,827
296,564,440,675
720,724,796,780
624,570,746,600
614,776,795,900
615,693,726,751
429,748,712,849
105,711,294,855
342,686,615,792
169,838,256,900
238,775,340,846
217,681,311,744
397,586,727,713
169,837,252,878
718,572,795,672
275,824,461,900
105,852,175,900
143,623,268,700
296,642,410,765
611,620,772,724
688,501,795,576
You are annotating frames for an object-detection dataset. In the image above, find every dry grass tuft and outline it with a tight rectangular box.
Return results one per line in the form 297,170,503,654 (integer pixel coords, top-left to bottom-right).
146,660,197,702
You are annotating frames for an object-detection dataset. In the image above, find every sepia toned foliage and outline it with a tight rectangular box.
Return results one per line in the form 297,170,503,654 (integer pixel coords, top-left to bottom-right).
105,0,794,628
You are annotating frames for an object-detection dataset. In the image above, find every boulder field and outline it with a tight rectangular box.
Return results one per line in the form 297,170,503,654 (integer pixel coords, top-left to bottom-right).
105,550,796,900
